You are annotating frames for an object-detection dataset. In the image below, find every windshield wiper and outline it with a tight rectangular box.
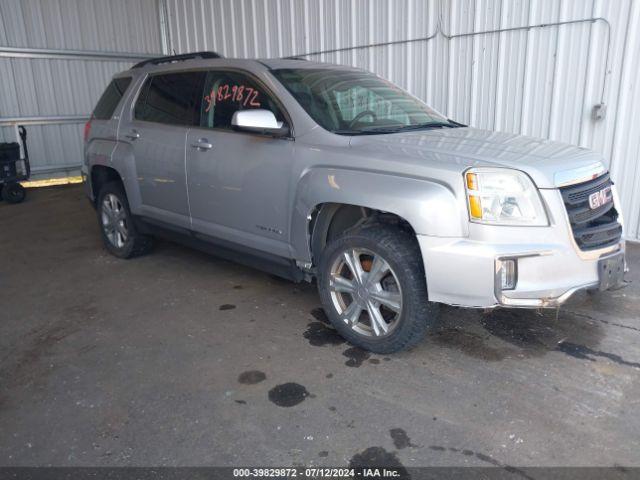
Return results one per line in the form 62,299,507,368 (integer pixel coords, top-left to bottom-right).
333,128,402,136
397,121,460,131
333,121,462,136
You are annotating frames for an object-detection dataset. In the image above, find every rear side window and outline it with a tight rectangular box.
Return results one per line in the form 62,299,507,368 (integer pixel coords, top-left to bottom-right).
134,72,205,126
93,77,132,120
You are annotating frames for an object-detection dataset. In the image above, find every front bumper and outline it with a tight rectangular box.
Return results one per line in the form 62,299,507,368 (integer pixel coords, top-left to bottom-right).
417,189,626,308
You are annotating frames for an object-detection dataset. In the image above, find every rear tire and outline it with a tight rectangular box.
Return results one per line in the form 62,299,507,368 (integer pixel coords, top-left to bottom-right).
317,223,438,353
1,182,26,203
96,182,153,259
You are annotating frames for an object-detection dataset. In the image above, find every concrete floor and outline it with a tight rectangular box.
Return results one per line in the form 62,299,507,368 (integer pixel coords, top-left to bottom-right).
1,184,639,469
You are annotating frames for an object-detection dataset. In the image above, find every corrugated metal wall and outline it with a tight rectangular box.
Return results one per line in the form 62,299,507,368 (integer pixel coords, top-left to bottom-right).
165,0,640,241
0,0,162,177
1,0,638,240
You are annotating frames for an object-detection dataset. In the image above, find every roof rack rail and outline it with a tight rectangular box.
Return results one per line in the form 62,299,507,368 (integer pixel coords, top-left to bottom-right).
131,51,223,69
282,56,309,61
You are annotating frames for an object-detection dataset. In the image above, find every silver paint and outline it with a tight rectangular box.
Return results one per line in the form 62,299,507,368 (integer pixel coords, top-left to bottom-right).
85,57,627,308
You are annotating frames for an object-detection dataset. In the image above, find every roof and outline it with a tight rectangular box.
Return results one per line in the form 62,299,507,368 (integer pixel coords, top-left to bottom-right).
258,58,362,71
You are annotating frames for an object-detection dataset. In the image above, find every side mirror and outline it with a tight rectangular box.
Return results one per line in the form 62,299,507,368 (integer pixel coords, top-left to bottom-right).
231,109,289,137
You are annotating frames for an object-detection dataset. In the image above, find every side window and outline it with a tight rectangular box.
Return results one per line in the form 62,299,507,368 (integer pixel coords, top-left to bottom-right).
200,71,285,130
134,72,205,126
93,77,132,120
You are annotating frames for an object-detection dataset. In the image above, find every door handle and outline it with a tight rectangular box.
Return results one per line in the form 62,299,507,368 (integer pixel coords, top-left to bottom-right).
125,130,140,140
191,138,213,151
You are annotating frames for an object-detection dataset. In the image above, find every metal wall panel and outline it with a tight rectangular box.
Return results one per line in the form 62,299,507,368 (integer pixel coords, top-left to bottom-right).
0,0,162,177
608,0,640,241
2,0,637,239
165,0,640,240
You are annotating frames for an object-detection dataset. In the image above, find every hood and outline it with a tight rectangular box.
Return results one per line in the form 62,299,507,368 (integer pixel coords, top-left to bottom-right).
348,127,606,188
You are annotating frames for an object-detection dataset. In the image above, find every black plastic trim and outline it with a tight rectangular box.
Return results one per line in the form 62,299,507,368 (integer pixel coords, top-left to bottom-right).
559,173,622,251
135,216,305,283
131,51,223,69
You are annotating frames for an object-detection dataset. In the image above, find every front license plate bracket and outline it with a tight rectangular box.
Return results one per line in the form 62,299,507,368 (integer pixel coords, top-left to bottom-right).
598,252,625,291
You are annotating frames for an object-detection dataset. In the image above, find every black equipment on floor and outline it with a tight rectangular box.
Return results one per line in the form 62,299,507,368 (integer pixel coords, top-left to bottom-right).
0,126,30,204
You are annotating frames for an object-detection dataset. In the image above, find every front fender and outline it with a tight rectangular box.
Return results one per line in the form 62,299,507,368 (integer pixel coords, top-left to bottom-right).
290,167,468,262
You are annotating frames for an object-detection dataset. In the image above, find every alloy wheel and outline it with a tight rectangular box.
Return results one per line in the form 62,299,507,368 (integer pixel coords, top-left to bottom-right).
101,193,129,249
328,248,403,338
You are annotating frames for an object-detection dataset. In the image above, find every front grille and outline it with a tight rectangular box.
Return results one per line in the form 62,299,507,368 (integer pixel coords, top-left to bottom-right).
559,173,622,251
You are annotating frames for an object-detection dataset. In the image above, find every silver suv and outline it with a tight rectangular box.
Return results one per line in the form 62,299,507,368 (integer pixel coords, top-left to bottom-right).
83,52,626,353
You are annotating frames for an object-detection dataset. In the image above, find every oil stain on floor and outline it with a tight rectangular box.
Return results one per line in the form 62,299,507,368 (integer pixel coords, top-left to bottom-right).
268,383,310,407
349,447,408,477
343,347,370,367
430,328,508,362
556,341,640,368
431,305,635,373
303,322,345,347
389,428,417,449
238,370,267,385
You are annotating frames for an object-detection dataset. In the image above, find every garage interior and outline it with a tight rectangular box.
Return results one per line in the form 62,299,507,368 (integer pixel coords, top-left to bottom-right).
2,0,640,471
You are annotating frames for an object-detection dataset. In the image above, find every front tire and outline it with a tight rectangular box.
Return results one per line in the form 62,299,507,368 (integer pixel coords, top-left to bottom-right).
96,182,153,259
317,224,438,353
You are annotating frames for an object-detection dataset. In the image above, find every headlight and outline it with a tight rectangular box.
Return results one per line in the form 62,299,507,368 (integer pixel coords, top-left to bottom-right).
464,168,548,226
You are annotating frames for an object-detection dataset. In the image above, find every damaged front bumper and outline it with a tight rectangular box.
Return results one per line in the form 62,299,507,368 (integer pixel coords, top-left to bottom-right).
417,189,626,309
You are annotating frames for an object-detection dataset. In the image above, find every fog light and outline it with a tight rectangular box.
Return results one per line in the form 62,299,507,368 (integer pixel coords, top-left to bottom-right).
497,258,517,290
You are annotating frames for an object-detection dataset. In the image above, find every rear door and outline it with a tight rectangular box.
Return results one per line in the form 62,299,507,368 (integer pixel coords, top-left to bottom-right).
185,69,295,257
120,71,205,229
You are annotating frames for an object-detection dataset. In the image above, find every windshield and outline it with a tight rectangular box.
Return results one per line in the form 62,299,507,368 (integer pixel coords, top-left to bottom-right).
272,68,457,135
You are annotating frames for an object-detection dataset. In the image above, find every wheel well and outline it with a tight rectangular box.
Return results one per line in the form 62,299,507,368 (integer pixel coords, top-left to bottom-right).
309,203,416,265
91,165,122,203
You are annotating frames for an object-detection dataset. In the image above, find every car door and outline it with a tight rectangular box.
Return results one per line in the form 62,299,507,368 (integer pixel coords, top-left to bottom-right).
185,69,295,258
120,71,205,229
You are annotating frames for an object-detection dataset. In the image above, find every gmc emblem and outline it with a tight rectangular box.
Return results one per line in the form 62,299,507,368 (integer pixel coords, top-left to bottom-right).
588,186,612,209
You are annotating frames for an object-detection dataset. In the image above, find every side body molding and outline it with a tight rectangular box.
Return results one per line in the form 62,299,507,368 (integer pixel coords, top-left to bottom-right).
290,167,468,262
